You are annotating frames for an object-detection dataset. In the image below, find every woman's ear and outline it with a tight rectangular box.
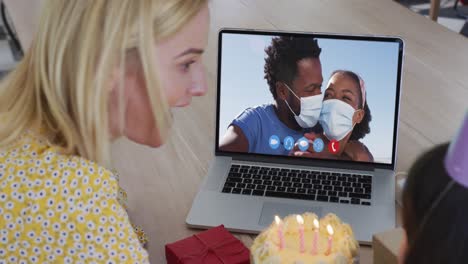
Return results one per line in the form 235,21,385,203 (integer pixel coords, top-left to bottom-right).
353,108,365,124
276,82,289,101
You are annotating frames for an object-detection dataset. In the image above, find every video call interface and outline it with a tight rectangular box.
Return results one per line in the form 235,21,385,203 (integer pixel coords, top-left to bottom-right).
217,32,401,165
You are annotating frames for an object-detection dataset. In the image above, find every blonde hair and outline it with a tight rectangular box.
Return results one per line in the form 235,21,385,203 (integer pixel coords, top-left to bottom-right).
0,0,207,167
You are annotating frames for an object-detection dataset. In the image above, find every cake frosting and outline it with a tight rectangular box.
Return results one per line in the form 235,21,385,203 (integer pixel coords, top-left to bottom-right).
251,213,359,264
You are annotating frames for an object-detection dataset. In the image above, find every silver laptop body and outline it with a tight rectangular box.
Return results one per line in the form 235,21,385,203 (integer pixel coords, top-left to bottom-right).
187,29,404,244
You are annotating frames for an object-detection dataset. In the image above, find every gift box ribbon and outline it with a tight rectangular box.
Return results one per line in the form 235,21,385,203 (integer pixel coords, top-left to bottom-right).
177,232,248,263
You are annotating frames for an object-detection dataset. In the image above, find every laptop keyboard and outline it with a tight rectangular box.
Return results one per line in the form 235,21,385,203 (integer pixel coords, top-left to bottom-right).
222,164,372,206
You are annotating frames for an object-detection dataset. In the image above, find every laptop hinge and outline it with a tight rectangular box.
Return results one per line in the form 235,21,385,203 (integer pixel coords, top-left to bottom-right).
229,154,374,171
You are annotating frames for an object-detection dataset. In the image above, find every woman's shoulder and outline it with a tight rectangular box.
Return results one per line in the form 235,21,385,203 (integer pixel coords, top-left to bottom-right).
36,148,119,195
0,132,149,262
2,130,115,172
0,130,119,197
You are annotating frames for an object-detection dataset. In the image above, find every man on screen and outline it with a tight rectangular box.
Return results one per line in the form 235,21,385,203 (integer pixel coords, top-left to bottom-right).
219,36,323,155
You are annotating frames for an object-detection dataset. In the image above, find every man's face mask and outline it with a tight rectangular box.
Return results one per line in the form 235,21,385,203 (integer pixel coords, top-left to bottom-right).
283,83,323,128
319,99,362,141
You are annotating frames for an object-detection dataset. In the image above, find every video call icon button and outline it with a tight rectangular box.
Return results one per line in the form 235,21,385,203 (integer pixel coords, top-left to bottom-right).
313,138,324,153
328,140,340,154
297,137,310,152
283,136,294,151
269,135,280,150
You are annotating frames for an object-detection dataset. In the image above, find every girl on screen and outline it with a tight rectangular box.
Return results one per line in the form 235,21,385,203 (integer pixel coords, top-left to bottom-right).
292,70,374,162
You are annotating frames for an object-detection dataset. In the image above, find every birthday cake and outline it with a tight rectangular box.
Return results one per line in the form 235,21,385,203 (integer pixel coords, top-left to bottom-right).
251,213,359,264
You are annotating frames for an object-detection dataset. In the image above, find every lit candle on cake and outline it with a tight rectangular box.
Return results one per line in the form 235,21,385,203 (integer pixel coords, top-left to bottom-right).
274,215,285,250
326,224,334,255
312,218,319,255
296,215,305,253
251,213,360,264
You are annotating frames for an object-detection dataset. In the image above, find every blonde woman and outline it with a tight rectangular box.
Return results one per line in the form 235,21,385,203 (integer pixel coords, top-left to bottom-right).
0,0,209,263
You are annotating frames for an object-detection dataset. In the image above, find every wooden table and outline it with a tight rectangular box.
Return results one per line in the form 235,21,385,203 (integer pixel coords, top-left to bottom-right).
5,0,468,263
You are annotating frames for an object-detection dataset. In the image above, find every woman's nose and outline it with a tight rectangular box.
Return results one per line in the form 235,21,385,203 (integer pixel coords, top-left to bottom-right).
190,82,207,96
190,68,208,96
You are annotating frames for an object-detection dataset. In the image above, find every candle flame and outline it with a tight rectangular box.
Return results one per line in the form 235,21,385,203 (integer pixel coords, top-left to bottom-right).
327,224,334,236
275,215,281,225
313,218,319,229
296,215,304,225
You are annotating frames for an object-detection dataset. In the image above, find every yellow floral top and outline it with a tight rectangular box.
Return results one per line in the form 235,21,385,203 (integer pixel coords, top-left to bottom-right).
0,130,149,263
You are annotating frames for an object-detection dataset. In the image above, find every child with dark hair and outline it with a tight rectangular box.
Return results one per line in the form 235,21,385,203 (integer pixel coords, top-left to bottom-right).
399,114,468,263
292,70,374,162
325,70,372,142
319,70,373,161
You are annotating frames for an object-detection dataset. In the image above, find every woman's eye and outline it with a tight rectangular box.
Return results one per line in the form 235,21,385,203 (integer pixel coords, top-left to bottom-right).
343,96,351,102
181,60,195,72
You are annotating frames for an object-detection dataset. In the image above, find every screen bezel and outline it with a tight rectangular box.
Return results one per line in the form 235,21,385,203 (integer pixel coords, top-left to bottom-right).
215,29,404,171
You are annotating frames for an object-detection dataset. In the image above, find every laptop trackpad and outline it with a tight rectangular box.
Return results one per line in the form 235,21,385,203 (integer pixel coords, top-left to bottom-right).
259,202,323,226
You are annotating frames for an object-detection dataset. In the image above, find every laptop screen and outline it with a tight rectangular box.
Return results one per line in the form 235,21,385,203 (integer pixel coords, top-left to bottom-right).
216,30,403,167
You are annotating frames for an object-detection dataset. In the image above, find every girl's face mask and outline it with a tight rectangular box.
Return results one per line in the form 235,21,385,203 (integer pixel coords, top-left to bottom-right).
319,99,362,141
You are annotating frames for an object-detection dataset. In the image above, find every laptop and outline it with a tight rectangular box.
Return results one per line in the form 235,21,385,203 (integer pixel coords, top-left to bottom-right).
187,29,404,244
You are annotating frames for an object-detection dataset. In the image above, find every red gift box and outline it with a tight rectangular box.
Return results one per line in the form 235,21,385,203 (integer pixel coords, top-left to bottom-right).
165,225,250,264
